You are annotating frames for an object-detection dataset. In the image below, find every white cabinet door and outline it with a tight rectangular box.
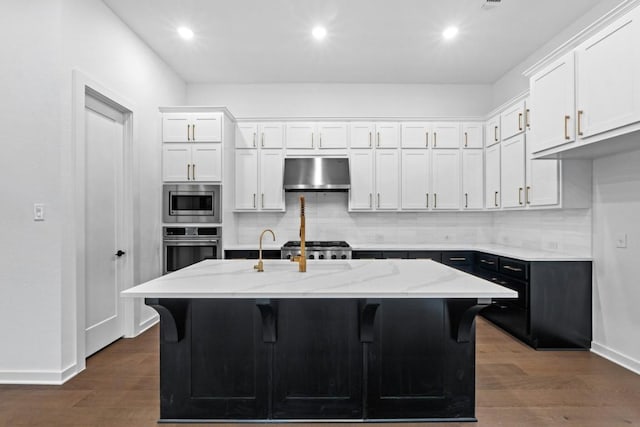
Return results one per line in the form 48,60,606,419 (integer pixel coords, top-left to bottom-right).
529,52,576,153
375,150,399,209
526,137,559,207
259,123,284,148
349,151,374,210
577,9,640,138
485,115,501,147
462,151,484,209
162,114,191,142
462,122,483,149
162,144,191,181
401,122,431,148
401,150,430,209
431,150,460,209
191,113,222,142
500,135,526,208
191,143,222,182
375,122,399,148
500,101,526,140
236,122,258,149
260,150,284,210
235,150,258,209
286,122,315,149
350,122,375,149
485,144,501,209
317,122,348,149
432,122,460,149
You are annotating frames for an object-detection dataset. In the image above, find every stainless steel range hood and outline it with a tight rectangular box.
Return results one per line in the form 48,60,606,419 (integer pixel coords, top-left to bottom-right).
283,157,350,191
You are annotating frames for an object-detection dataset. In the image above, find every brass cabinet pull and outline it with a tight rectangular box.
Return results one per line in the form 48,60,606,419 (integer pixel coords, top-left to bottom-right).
377,193,380,208
369,193,372,208
261,132,265,148
319,133,322,148
518,187,523,205
480,259,495,265
369,131,372,148
187,164,191,180
494,126,498,142
578,110,584,136
187,124,191,141
261,193,264,208
426,193,429,208
464,132,468,147
434,193,437,208
192,164,196,180
526,186,531,205
504,265,523,272
518,113,523,131
377,132,380,147
526,109,531,128
253,132,256,148
253,193,256,208
465,193,468,208
433,132,437,147
311,133,314,148
564,115,570,140
494,191,498,207
426,132,429,147
192,124,195,140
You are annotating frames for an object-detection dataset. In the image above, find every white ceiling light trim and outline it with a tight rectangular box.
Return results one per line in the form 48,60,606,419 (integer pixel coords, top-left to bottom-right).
177,26,194,40
312,26,327,41
442,26,459,40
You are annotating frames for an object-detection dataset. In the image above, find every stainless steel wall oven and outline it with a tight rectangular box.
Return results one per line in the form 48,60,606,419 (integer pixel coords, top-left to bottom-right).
163,226,221,274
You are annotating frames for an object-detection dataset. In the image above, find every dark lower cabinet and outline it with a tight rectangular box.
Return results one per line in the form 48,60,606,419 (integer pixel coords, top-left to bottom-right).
272,299,362,419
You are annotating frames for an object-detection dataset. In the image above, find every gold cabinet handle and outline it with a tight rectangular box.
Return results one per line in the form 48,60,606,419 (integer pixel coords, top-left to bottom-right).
564,115,570,140
526,109,531,129
319,133,322,148
494,191,498,207
253,132,256,148
433,132,437,147
377,132,380,148
494,126,498,142
426,193,429,208
526,186,531,205
369,193,372,208
192,124,195,140
426,132,429,147
253,193,256,208
369,131,372,148
464,132,468,147
465,193,468,208
261,132,265,148
187,124,191,141
187,164,190,180
377,193,380,208
577,110,584,136
434,193,437,208
518,113,523,131
261,193,264,208
518,187,523,205
311,132,314,148
192,164,196,180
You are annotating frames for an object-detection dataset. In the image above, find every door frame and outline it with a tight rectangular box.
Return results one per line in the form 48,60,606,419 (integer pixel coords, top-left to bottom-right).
72,70,135,371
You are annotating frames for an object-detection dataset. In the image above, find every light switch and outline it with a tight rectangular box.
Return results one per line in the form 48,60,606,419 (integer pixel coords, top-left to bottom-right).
34,203,45,221
615,233,627,248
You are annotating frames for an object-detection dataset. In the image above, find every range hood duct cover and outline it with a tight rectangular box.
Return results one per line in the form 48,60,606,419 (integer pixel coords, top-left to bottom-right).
283,157,350,191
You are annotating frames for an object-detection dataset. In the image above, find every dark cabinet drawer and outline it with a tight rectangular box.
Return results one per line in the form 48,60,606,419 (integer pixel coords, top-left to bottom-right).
499,257,528,280
475,253,498,272
441,251,474,266
406,251,442,262
225,250,280,260
352,251,384,259
382,251,408,259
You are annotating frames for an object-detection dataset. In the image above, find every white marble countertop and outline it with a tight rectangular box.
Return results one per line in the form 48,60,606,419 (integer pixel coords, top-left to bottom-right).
223,243,592,261
121,259,518,299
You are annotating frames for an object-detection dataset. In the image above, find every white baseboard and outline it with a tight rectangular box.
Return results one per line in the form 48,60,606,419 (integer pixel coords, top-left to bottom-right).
136,314,159,336
591,342,640,375
0,363,80,385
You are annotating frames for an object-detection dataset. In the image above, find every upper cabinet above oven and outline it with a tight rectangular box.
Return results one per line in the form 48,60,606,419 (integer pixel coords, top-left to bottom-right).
162,112,222,143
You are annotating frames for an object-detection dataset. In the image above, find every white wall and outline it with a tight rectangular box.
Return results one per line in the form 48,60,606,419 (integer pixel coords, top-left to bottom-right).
591,148,640,373
187,83,492,119
0,0,186,384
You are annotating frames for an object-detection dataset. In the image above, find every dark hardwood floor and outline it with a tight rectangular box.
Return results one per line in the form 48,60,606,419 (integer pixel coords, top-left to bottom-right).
1,318,639,426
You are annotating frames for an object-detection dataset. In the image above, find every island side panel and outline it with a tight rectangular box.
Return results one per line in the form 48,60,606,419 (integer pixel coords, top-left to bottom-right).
366,299,477,421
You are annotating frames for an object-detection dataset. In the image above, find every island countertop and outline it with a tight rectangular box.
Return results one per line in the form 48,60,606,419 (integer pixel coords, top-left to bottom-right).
121,259,517,300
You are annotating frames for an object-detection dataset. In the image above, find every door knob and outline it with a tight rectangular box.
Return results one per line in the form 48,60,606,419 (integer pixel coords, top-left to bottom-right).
115,250,126,257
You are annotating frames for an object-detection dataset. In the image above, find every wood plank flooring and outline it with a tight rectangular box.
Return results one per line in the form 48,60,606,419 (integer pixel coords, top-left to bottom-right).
1,317,639,426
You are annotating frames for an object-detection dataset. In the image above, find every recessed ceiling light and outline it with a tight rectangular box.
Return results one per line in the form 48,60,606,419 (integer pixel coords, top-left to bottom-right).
442,26,459,40
312,26,327,41
177,26,194,40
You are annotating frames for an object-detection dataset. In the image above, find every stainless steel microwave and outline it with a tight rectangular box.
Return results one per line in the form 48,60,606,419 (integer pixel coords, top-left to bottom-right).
163,184,221,223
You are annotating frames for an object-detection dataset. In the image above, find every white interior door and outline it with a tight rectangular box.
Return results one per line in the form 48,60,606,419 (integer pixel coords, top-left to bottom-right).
84,95,125,357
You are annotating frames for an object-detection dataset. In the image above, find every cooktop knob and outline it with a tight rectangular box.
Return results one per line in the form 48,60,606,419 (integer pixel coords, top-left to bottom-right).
331,254,337,259
286,254,292,259
309,254,315,259
319,254,325,259
341,254,347,259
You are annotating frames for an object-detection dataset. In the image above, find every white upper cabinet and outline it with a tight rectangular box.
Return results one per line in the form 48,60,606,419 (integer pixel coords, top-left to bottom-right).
317,122,348,149
162,113,222,143
529,52,576,153
432,122,461,149
485,114,501,147
431,150,460,210
286,122,315,149
375,122,399,148
485,144,501,209
349,150,375,210
500,100,526,140
236,122,258,149
259,150,284,210
401,150,430,209
500,134,526,208
163,143,222,182
401,122,431,148
260,123,284,149
526,151,559,207
350,122,375,149
462,123,484,149
162,144,191,181
375,150,400,209
462,151,484,209
576,8,640,139
235,150,259,209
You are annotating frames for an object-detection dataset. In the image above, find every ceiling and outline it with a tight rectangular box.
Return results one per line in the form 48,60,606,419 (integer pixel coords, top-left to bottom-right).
103,0,605,84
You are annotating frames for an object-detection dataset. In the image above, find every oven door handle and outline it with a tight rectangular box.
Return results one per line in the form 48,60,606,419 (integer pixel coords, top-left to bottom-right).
164,239,221,245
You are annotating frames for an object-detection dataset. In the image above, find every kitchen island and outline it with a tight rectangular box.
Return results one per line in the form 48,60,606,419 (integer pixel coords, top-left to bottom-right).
122,259,516,423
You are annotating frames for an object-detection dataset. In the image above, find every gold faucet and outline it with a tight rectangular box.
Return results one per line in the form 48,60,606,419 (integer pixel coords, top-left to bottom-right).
254,229,275,272
291,196,307,272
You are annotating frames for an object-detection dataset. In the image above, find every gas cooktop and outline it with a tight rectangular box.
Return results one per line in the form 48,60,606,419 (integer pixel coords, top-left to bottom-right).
282,241,351,248
281,241,352,260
